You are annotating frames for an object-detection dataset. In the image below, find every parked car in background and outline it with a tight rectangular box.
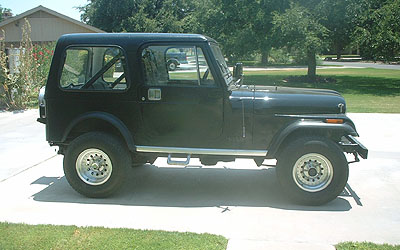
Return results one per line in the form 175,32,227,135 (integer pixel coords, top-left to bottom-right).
166,50,188,71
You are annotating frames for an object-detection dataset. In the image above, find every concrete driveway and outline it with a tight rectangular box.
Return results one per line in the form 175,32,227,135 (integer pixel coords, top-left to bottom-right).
0,110,399,249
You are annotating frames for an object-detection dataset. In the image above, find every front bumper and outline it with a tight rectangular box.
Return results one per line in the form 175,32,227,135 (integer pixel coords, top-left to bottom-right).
340,135,368,160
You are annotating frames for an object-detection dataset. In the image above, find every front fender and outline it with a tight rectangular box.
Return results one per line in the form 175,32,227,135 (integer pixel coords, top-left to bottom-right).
267,119,358,158
61,111,136,152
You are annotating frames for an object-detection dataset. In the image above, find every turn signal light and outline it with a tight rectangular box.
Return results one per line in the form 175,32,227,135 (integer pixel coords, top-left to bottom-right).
325,119,344,124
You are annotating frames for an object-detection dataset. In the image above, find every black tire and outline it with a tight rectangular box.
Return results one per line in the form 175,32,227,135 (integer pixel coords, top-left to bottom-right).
276,136,348,205
167,61,178,71
63,132,131,198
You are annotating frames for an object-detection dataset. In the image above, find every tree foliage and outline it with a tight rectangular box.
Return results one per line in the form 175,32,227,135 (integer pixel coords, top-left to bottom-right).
272,3,328,79
194,0,289,62
79,0,196,33
78,0,400,65
0,5,12,22
354,0,400,61
316,0,361,59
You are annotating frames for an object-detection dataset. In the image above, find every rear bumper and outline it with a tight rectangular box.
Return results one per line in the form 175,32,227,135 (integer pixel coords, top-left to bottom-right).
340,135,368,159
37,117,46,124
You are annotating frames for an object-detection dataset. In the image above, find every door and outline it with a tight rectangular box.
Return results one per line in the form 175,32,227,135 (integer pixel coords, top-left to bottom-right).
138,44,224,148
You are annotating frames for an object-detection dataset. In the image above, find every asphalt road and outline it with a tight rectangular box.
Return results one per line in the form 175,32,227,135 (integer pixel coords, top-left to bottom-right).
0,110,399,249
321,61,400,70
242,61,400,72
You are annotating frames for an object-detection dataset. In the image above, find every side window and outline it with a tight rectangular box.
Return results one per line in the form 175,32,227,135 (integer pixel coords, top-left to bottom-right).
60,46,128,91
142,45,215,86
103,48,126,88
60,49,89,88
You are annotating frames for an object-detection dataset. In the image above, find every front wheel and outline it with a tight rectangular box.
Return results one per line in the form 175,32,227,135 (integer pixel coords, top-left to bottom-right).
276,136,348,205
63,132,131,198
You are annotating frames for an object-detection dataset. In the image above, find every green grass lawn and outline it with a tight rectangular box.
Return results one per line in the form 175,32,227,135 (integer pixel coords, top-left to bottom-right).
244,68,400,113
336,242,400,250
1,223,399,250
0,223,227,250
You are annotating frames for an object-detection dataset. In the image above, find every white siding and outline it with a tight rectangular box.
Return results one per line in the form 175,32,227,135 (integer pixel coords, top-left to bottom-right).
1,12,101,43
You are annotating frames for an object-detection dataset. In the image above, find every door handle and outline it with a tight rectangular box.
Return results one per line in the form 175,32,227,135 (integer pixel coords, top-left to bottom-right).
148,88,161,101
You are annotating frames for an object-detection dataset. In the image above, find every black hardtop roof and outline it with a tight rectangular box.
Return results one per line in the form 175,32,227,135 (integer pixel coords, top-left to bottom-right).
58,33,217,47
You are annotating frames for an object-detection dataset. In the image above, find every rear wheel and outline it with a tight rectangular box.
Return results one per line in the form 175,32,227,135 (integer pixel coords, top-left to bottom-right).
276,136,348,205
64,132,131,198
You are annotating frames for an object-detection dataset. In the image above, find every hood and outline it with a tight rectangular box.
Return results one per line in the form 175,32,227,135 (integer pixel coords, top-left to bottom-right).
231,85,346,115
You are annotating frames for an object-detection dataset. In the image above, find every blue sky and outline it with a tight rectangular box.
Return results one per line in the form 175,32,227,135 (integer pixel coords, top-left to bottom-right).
1,0,88,21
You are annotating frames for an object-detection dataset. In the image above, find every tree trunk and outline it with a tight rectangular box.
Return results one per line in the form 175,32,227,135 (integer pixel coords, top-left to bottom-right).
307,51,316,82
261,50,269,65
336,44,342,60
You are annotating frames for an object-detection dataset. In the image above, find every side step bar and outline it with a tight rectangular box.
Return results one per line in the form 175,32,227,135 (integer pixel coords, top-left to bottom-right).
136,146,267,157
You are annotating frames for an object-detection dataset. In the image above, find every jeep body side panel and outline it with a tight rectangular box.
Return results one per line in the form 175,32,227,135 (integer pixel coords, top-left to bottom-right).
44,34,143,145
250,85,350,150
266,119,358,158
61,112,136,151
136,42,225,148
45,33,232,149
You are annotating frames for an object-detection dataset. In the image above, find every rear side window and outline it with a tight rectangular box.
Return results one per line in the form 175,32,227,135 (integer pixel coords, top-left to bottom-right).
60,46,128,91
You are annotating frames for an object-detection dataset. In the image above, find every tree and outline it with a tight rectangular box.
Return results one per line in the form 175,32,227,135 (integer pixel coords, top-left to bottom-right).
79,0,290,64
316,0,360,59
354,0,400,61
79,0,197,33
193,0,289,63
192,0,259,61
79,0,138,32
0,5,12,22
272,3,328,81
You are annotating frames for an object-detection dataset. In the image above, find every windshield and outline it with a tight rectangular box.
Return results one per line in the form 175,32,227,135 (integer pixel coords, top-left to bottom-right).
210,43,233,86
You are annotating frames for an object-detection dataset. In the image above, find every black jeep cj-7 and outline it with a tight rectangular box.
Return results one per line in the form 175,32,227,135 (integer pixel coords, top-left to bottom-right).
38,33,367,205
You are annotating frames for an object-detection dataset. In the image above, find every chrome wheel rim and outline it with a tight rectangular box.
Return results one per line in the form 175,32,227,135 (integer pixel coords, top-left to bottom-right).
292,153,333,192
76,148,112,185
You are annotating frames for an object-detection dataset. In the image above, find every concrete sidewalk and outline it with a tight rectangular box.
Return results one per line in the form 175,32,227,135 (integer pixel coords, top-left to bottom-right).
227,239,335,250
0,111,399,249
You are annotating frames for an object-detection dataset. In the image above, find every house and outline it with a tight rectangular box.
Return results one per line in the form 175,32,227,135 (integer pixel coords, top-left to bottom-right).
0,5,104,47
0,6,105,108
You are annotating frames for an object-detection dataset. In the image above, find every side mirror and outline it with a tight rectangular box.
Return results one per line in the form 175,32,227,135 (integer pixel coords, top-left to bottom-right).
233,62,244,85
233,63,243,79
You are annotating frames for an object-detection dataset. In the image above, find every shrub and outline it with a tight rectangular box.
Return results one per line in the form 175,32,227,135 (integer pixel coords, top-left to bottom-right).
0,18,54,110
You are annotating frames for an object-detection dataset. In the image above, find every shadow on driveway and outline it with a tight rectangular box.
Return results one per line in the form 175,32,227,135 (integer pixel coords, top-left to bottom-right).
31,165,359,211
